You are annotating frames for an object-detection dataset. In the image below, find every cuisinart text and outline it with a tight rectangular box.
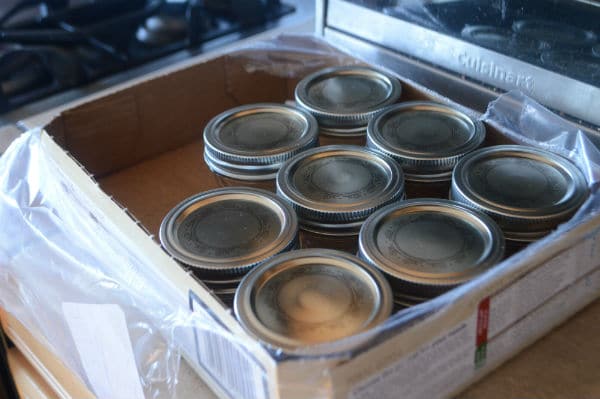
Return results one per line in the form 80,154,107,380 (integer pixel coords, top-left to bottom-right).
458,53,535,93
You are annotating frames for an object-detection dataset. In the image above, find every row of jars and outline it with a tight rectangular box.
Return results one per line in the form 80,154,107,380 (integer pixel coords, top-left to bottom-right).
202,65,588,253
159,65,589,353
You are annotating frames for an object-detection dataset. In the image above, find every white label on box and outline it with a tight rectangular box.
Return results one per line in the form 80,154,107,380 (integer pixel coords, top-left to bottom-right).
350,315,477,399
488,235,600,339
189,291,268,399
62,303,145,399
486,266,600,366
348,233,600,399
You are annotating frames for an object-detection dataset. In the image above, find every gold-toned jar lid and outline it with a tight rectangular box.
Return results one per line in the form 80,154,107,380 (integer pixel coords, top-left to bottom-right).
234,249,393,353
159,187,298,275
359,199,505,297
451,145,589,241
204,103,319,180
276,145,405,235
367,101,485,182
295,66,401,134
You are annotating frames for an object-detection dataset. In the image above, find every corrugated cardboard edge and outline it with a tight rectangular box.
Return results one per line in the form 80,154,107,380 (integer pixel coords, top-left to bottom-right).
7,348,57,398
0,308,94,399
38,131,279,399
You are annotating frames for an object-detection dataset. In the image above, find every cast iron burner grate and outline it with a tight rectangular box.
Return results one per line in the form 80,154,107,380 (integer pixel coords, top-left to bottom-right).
0,0,294,113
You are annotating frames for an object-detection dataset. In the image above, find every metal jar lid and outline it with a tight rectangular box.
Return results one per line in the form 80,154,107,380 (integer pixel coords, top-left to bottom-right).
234,249,393,352
451,145,589,241
359,199,504,297
367,101,485,182
203,103,319,180
276,145,405,235
159,187,298,275
294,66,402,133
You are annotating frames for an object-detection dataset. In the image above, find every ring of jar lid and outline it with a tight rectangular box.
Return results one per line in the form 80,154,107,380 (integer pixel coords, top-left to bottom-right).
393,292,431,307
203,103,319,181
451,145,589,242
359,199,505,297
319,125,370,138
276,145,405,234
367,101,485,183
159,187,298,275
234,249,393,354
294,66,402,135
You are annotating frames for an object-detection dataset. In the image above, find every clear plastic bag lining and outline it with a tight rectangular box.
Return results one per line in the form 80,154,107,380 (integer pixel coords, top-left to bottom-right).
482,90,600,190
0,35,599,398
0,131,260,398
0,129,183,397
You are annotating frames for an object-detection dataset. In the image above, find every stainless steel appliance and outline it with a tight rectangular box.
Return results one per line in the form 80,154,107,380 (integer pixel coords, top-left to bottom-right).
318,0,600,145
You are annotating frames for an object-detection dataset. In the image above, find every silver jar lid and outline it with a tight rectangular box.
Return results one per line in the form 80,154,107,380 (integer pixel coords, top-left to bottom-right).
294,66,402,134
451,145,589,241
234,249,393,352
276,145,405,235
159,187,298,275
359,199,504,297
204,103,319,180
367,101,485,182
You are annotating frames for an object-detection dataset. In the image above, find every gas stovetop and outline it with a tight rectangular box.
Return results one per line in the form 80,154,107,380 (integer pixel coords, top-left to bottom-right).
0,0,297,115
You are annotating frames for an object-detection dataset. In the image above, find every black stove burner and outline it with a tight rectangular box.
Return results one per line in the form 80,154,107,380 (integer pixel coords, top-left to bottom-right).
541,50,600,85
461,25,543,58
0,50,50,96
512,19,597,49
136,15,188,47
0,0,294,113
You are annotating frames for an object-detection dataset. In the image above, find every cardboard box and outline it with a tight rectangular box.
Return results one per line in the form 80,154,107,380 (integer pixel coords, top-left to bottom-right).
5,44,600,399
0,308,94,399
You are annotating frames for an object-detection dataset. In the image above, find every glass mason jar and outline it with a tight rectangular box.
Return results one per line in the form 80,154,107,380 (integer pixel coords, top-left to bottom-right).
276,145,406,254
451,145,589,251
159,187,298,306
203,103,319,192
358,199,505,309
367,101,485,199
295,66,402,146
234,248,393,353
